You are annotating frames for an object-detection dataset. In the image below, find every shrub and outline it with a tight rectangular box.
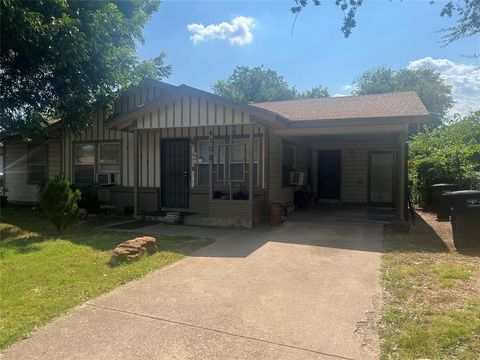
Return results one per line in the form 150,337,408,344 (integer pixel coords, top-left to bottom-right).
39,176,81,234
71,184,99,214
409,111,480,208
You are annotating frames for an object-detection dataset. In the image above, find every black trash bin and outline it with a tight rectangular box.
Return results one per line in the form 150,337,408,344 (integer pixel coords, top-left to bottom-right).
447,190,480,249
431,183,458,220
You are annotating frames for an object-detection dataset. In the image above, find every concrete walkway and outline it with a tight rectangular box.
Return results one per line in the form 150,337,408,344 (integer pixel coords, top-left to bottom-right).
2,211,383,360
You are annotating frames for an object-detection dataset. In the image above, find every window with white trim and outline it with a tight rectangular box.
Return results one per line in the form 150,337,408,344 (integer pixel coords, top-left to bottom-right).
74,143,95,184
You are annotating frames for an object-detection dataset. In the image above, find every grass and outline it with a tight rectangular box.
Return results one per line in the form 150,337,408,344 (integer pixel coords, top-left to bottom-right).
0,207,212,349
381,212,480,360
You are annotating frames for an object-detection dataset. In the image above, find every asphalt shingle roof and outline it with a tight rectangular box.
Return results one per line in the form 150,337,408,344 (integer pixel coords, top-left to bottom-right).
253,91,429,122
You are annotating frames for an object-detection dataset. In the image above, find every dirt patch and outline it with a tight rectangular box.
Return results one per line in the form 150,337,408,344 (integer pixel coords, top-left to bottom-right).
416,209,456,251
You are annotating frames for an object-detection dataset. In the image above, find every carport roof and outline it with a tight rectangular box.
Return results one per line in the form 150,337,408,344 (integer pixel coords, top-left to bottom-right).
253,91,429,122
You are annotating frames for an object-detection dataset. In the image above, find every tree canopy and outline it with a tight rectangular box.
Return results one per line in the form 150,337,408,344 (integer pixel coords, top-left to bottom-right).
0,0,171,139
213,66,329,103
354,66,454,127
291,0,479,46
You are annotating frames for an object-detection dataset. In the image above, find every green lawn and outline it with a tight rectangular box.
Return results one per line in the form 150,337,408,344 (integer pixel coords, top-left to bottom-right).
381,212,480,360
0,207,212,349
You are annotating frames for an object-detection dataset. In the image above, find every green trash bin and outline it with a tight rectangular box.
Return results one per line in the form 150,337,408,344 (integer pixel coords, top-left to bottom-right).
431,183,458,220
447,190,480,249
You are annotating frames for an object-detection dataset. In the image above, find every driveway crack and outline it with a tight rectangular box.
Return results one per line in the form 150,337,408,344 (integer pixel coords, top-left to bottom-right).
86,302,356,360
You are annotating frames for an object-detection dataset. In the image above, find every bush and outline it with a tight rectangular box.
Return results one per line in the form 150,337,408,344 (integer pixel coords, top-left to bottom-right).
409,111,480,208
71,184,99,214
39,176,81,234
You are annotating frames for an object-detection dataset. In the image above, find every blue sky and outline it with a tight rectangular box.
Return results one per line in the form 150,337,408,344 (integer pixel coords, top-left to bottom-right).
137,0,480,114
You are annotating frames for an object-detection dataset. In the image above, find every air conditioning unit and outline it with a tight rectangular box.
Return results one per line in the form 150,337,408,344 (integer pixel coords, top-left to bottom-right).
290,171,305,186
96,172,117,185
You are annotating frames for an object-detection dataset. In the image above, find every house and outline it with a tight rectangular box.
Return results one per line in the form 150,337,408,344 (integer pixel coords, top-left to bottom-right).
2,79,428,227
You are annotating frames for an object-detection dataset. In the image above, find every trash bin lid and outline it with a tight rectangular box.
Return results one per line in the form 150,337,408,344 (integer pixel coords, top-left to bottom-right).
431,183,457,188
445,190,480,197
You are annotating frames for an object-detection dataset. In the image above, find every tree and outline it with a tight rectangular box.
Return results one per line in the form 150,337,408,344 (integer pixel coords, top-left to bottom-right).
213,65,329,103
0,0,171,139
213,66,297,103
39,176,81,234
409,111,480,207
291,0,480,46
354,66,454,127
297,85,329,99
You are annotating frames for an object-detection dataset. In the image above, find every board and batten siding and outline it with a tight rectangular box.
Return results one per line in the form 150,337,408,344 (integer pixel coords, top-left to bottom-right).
311,140,397,203
63,108,264,189
62,110,136,186
267,134,309,204
134,95,251,130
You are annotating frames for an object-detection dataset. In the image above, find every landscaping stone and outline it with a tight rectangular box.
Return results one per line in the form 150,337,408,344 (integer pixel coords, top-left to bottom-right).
111,236,157,263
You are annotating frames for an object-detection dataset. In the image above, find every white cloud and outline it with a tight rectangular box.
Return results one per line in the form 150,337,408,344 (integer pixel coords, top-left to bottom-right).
334,93,348,97
341,84,354,92
187,16,255,46
408,57,480,115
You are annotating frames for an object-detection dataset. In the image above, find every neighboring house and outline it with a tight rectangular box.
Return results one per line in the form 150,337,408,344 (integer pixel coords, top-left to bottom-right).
3,79,428,227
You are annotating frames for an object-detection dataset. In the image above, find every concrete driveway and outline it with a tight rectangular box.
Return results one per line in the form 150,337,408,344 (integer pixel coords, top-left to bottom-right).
2,210,383,360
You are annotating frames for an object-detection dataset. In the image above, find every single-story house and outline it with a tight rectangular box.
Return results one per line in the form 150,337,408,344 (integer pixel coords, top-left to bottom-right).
2,79,428,227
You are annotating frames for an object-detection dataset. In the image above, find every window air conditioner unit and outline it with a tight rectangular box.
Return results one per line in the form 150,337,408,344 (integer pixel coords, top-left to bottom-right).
96,172,117,185
290,171,305,186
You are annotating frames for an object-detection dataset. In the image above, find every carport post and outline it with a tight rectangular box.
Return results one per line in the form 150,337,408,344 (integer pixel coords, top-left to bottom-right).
249,123,254,202
398,126,408,219
133,129,139,217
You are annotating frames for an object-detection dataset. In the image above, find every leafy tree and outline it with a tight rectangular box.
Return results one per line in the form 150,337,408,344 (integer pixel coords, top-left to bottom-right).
291,0,480,46
297,85,329,99
354,66,454,127
409,111,480,208
213,66,297,103
213,65,329,102
0,0,171,139
39,176,81,234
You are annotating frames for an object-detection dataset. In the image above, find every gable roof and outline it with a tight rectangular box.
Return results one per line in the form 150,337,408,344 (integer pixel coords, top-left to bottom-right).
252,91,429,122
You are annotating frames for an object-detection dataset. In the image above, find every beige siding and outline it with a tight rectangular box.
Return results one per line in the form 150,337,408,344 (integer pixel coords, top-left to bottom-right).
5,140,63,202
135,95,251,130
63,120,263,190
48,141,62,179
5,142,38,202
311,140,397,203
341,150,368,202
267,134,309,204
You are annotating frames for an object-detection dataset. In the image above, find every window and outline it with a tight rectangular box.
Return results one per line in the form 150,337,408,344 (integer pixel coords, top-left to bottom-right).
196,139,225,186
98,143,121,173
233,138,260,186
282,140,296,186
74,143,95,184
196,138,260,187
27,145,47,185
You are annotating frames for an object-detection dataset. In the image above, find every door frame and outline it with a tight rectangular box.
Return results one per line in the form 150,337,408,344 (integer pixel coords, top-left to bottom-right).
160,138,190,210
367,151,396,206
317,149,342,201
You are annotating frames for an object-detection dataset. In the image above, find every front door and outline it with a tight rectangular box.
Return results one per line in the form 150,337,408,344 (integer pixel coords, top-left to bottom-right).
161,139,189,208
369,152,395,204
318,150,341,200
